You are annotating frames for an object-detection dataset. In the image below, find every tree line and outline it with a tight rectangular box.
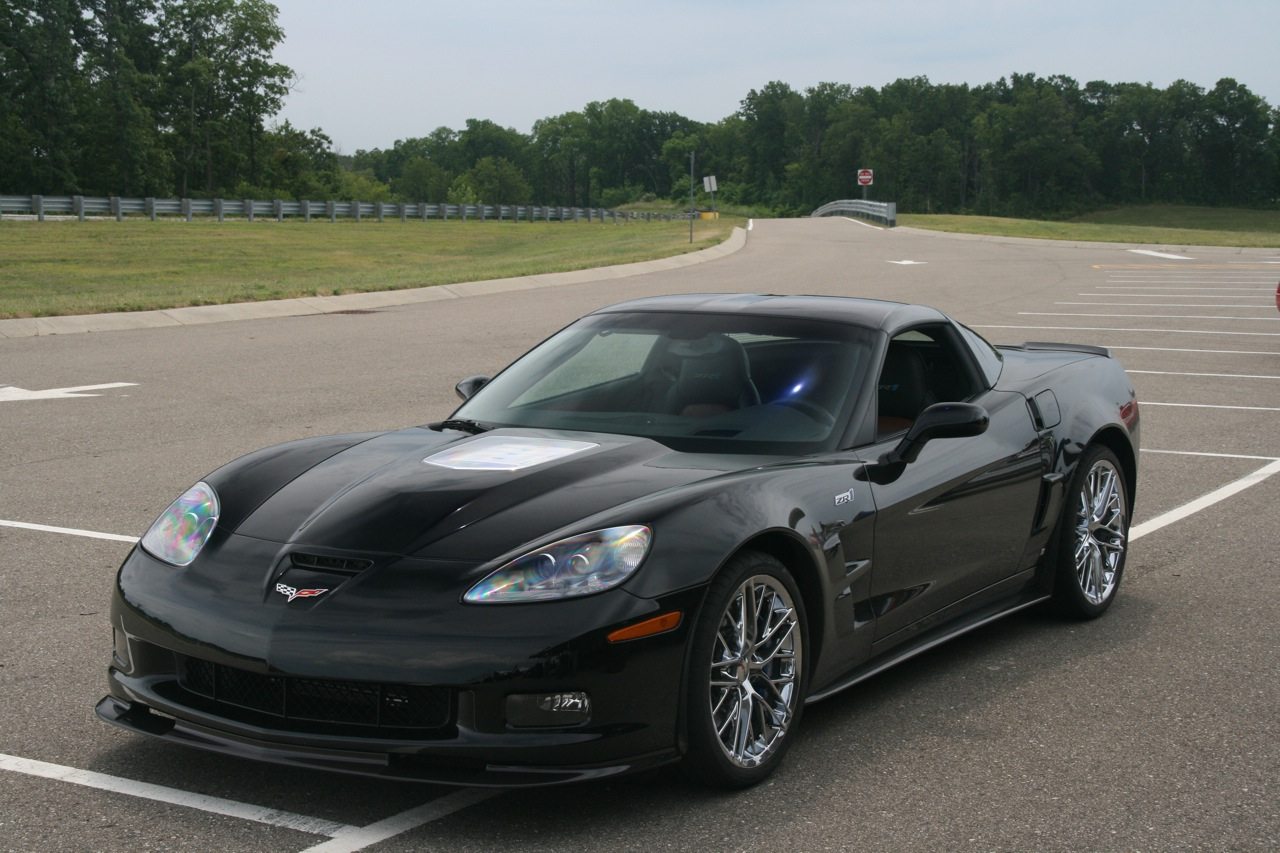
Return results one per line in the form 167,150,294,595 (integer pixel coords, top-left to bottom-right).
4,2,1277,216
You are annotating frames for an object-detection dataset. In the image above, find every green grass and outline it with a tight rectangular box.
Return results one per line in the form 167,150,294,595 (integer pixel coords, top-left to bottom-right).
899,205,1280,248
0,217,741,319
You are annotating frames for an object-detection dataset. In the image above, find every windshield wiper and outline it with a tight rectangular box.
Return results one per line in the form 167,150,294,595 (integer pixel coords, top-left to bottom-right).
427,418,492,434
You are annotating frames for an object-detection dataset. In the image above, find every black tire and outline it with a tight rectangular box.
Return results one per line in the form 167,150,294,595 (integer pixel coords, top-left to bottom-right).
1049,445,1131,619
682,550,808,788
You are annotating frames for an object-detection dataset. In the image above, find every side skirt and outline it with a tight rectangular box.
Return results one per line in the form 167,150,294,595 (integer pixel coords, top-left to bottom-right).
804,592,1050,704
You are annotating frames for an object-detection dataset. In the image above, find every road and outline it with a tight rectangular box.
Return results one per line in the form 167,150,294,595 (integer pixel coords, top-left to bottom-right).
1,218,1277,851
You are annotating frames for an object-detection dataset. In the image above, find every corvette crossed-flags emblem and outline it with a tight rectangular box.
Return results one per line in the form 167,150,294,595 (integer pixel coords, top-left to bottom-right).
275,582,329,603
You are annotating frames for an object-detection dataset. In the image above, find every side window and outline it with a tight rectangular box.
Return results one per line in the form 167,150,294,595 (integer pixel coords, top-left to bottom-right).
877,325,981,438
957,323,1002,386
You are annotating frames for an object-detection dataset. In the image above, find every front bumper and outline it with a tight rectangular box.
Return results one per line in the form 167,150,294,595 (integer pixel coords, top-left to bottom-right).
95,694,677,786
101,542,704,786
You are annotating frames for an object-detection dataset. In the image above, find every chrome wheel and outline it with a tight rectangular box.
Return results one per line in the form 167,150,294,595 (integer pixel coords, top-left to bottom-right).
708,574,802,768
1073,458,1127,606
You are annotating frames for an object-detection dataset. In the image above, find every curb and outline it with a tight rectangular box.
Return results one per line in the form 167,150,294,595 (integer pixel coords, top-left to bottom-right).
0,227,747,339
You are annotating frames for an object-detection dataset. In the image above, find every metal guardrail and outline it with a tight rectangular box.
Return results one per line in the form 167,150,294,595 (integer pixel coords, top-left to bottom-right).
0,194,686,224
811,199,897,227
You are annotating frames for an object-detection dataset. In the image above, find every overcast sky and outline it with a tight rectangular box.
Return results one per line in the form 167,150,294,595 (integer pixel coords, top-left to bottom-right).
268,0,1280,153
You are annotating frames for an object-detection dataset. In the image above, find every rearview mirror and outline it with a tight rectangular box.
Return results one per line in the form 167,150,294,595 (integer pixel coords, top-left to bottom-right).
881,402,989,466
455,375,491,401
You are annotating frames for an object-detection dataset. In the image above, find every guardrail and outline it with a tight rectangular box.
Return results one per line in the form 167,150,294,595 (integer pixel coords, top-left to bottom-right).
0,194,686,224
811,199,897,227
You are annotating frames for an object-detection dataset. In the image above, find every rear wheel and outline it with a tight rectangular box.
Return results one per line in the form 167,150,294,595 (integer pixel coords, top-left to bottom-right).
1050,445,1130,618
682,551,807,788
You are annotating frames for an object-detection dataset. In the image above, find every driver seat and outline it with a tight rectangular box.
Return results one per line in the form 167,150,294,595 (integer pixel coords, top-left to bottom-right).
650,334,760,417
878,343,933,436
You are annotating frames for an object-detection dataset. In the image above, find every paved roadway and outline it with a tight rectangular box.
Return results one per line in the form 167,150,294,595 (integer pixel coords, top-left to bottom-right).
1,218,1277,851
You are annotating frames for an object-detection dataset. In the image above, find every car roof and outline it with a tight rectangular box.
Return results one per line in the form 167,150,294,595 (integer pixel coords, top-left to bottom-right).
591,293,948,334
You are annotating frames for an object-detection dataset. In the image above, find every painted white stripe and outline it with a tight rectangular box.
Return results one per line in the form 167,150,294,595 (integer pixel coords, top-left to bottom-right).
1142,449,1280,461
1142,401,1280,412
1097,285,1273,290
840,217,884,231
299,789,500,853
1127,249,1194,260
1020,312,1280,322
1079,293,1272,299
1059,302,1272,308
1131,460,1280,541
1105,345,1280,356
0,753,352,837
1128,370,1280,380
974,324,1280,338
1106,274,1277,278
0,519,138,543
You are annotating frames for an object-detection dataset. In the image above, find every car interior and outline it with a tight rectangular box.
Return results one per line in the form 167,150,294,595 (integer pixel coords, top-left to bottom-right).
876,327,981,439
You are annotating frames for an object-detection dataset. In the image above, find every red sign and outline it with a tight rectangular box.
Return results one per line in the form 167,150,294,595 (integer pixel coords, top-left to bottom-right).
857,168,874,187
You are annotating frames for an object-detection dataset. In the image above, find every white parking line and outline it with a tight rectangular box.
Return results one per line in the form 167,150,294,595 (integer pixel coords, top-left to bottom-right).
1142,402,1280,412
1143,449,1280,461
0,753,353,837
1128,370,1280,380
974,324,1280,338
0,751,499,851
0,519,138,543
1131,459,1280,541
1106,345,1280,356
299,789,500,853
1097,285,1273,290
1059,302,1273,309
1019,312,1280,322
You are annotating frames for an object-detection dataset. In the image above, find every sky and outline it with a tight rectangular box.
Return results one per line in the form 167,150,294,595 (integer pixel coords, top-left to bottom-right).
268,0,1280,154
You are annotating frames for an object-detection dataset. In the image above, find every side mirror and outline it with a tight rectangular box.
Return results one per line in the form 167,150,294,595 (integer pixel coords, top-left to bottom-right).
455,375,491,401
881,402,989,466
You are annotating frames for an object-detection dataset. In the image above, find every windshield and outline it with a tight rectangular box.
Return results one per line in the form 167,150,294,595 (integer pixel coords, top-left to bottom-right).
455,311,875,454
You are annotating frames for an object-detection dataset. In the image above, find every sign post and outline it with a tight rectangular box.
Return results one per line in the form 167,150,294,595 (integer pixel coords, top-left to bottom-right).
689,151,695,243
857,168,874,200
702,175,718,214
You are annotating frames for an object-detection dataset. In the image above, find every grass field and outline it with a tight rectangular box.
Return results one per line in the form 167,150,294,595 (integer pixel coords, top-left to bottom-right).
899,205,1280,248
4,204,1274,319
0,217,740,319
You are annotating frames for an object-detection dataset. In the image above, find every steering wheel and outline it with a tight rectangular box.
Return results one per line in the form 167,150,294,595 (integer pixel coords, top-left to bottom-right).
771,399,835,427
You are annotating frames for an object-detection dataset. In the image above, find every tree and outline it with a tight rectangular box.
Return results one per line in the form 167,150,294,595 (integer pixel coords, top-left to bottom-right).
0,0,90,192
464,156,531,204
393,156,449,202
156,0,292,195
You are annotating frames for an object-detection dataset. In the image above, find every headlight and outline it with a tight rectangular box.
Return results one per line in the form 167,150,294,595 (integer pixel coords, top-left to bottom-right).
140,482,220,567
464,525,652,603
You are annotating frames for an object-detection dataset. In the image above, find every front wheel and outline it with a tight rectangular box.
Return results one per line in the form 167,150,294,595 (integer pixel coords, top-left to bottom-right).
682,551,807,788
1050,445,1131,618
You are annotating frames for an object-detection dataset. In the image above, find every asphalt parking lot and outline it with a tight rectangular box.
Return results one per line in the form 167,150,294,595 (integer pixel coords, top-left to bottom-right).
1,218,1277,851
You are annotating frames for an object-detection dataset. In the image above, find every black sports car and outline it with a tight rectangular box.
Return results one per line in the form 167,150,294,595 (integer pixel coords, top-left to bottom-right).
97,294,1139,788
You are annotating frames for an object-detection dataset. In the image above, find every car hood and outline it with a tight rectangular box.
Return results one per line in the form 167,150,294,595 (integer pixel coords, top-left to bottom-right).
231,427,739,561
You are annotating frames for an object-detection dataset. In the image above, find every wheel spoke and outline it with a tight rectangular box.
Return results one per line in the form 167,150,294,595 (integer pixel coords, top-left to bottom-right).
733,690,754,759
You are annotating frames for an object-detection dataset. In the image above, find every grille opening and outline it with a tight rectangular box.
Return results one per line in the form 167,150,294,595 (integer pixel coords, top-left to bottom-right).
290,553,374,575
174,656,450,734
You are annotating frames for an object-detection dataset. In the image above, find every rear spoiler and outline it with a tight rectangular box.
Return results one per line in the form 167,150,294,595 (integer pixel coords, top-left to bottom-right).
1018,341,1112,358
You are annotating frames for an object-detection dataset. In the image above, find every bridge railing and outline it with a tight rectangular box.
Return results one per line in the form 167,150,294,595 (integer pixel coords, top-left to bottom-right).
811,199,897,227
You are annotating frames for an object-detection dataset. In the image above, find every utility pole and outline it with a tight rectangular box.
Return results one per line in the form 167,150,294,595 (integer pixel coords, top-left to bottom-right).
689,150,695,244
